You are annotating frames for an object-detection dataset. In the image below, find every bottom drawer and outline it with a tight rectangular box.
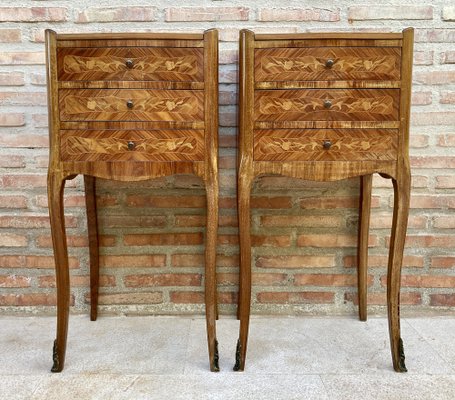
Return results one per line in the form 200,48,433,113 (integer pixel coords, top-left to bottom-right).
60,130,204,162
253,129,398,162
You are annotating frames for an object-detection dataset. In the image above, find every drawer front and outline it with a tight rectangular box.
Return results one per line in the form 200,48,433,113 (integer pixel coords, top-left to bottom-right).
57,47,204,82
254,89,399,123
59,89,204,122
60,130,204,162
255,47,401,82
253,129,398,161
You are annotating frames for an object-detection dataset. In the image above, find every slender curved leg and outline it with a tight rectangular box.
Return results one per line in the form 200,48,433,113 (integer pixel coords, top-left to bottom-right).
84,175,99,322
358,174,372,321
387,173,410,372
48,172,70,372
234,171,253,371
205,178,219,372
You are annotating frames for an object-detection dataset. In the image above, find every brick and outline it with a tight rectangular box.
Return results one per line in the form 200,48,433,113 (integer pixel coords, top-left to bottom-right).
295,274,370,287
403,236,455,248
437,135,455,147
415,29,455,43
124,273,201,287
441,51,455,64
251,235,291,247
297,234,377,248
172,254,203,268
436,176,455,188
0,72,24,86
124,233,203,246
430,294,455,307
96,292,163,305
410,195,455,209
431,257,455,269
0,293,66,306
253,273,288,285
414,51,433,66
0,28,21,42
0,113,25,126
348,6,433,21
252,196,292,209
411,156,455,168
0,52,44,65
0,214,77,229
344,255,423,269
414,71,455,85
219,68,237,84
32,114,48,128
219,89,237,106
0,255,78,269
257,8,340,22
0,234,27,247
256,255,335,269
165,7,249,22
219,111,237,127
260,215,343,228
126,195,205,208
99,215,166,228
30,73,47,86
217,273,238,286
38,275,115,288
0,195,27,208
411,175,429,188
0,92,47,106
36,235,89,248
219,50,238,65
434,217,455,229
100,255,166,268
0,133,49,148
76,7,156,23
412,91,432,105
345,291,421,306
442,7,455,21
387,275,455,288
0,174,46,188
170,291,204,304
410,134,429,148
257,291,334,304
370,214,427,229
218,234,238,245
0,7,67,22
300,196,379,209
441,92,455,104
0,275,30,288
0,155,25,168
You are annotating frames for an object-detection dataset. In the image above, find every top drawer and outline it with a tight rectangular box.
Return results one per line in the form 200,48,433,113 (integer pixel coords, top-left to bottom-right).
57,47,204,82
255,47,401,82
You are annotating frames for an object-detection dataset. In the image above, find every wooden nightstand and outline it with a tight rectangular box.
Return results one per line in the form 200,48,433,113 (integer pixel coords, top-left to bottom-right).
45,30,219,372
235,29,413,372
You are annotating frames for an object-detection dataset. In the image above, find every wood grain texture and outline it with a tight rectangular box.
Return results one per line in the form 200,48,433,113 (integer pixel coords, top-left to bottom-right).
58,47,203,82
253,129,398,162
46,29,219,372
236,28,413,373
255,47,401,82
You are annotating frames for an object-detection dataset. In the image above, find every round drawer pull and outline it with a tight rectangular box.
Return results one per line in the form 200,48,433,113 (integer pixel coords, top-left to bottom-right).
323,140,332,150
127,141,135,151
323,100,332,109
125,59,134,69
126,100,134,109
325,59,334,68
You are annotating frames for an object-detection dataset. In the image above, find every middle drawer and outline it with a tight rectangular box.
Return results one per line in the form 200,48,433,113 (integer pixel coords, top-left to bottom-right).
59,89,204,122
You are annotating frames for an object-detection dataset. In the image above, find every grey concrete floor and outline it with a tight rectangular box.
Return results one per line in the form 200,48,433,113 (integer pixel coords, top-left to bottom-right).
1,315,455,399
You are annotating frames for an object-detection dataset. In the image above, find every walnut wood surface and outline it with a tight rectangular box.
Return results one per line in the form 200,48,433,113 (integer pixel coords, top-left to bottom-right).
46,29,219,372
57,47,204,82
236,28,413,373
255,47,401,82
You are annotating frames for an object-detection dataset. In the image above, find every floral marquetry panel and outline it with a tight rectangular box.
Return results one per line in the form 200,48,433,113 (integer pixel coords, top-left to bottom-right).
57,47,204,82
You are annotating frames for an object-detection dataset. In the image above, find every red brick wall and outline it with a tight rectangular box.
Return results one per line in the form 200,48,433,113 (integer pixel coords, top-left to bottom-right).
0,2,454,316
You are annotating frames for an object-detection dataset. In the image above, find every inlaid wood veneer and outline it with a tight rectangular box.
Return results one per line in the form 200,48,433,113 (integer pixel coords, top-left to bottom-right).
236,29,414,373
46,29,219,372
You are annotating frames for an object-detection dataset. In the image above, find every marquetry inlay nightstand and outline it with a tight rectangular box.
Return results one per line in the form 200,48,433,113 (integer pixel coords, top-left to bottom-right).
45,29,219,372
235,29,413,372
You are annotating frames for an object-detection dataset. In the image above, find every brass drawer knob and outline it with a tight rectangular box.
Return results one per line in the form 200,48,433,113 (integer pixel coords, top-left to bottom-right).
127,141,135,151
126,100,134,109
325,59,334,68
323,140,332,150
125,59,134,69
323,100,332,109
